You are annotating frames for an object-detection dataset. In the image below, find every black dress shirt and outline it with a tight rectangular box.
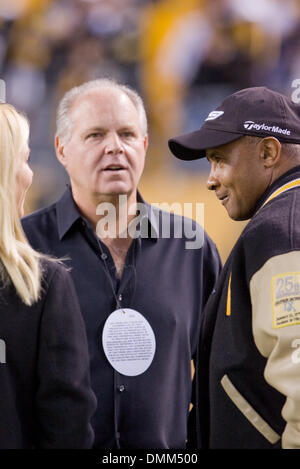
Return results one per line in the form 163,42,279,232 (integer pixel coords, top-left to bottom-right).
0,259,96,448
22,188,221,449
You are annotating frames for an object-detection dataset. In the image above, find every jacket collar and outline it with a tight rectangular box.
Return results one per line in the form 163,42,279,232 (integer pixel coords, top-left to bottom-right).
254,164,300,215
56,186,158,241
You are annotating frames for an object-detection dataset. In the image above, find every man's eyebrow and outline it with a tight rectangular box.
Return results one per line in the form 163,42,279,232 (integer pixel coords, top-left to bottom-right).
82,126,137,134
118,125,136,132
81,127,106,138
84,126,106,133
206,150,220,161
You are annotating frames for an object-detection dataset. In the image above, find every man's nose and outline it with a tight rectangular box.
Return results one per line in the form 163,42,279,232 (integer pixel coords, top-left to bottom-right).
206,167,219,191
104,133,123,154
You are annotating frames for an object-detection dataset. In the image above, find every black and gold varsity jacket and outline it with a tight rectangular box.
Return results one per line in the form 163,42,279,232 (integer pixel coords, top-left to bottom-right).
196,165,300,449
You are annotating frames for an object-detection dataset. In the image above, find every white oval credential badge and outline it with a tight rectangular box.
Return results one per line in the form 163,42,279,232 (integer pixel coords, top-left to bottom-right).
102,308,156,376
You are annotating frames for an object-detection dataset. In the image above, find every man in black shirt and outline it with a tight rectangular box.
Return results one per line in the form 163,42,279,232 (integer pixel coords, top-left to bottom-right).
23,78,221,448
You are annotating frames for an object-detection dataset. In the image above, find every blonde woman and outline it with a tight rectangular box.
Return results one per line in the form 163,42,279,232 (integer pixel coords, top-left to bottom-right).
0,104,96,448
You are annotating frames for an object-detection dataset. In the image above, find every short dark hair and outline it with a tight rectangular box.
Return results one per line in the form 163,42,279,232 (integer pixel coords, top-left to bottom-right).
281,142,300,158
244,135,300,159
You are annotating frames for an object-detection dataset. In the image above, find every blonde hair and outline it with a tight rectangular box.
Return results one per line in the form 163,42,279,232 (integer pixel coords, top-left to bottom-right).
0,104,42,305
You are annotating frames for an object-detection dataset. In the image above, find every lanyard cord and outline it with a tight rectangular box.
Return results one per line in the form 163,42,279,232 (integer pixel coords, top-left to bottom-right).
96,237,123,449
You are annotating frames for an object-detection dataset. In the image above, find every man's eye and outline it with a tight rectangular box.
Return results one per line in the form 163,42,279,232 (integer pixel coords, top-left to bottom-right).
87,132,103,139
214,156,223,163
120,131,134,138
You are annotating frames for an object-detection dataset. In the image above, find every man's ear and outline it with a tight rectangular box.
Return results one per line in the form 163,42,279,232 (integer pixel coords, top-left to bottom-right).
143,134,149,152
55,135,67,168
259,137,281,168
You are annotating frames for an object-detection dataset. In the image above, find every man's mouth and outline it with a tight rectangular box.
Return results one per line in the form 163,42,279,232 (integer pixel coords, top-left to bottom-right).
103,165,126,172
217,194,229,205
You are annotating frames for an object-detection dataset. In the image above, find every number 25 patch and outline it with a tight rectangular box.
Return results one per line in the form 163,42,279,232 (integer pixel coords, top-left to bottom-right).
271,272,300,328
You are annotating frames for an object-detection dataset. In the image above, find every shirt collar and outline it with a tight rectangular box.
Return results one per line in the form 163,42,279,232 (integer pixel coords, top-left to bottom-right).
254,164,300,215
136,191,159,242
56,186,158,242
56,186,82,240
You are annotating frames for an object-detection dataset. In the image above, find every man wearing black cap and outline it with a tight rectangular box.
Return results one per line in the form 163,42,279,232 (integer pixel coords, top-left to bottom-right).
169,87,300,449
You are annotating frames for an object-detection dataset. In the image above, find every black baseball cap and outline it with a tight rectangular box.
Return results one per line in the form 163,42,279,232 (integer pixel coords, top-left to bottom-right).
168,86,300,160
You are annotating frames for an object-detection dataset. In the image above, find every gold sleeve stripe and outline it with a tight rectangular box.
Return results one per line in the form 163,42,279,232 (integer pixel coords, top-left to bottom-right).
226,272,232,316
221,374,281,444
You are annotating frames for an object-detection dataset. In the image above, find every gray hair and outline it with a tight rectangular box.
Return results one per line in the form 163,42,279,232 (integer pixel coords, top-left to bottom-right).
56,78,148,144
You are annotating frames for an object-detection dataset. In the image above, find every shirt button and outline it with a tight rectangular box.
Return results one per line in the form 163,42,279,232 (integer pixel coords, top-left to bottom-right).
116,432,121,439
118,294,122,302
101,253,108,260
118,384,125,393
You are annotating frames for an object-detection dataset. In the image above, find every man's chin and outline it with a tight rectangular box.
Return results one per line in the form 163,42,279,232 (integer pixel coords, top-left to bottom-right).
227,210,252,222
92,186,135,201
100,182,132,195
102,189,131,198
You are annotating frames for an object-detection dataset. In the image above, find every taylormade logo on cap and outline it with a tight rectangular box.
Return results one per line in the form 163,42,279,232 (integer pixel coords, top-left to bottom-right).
243,120,291,135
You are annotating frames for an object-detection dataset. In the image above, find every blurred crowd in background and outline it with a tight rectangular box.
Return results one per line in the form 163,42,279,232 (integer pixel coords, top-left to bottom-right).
1,0,300,261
